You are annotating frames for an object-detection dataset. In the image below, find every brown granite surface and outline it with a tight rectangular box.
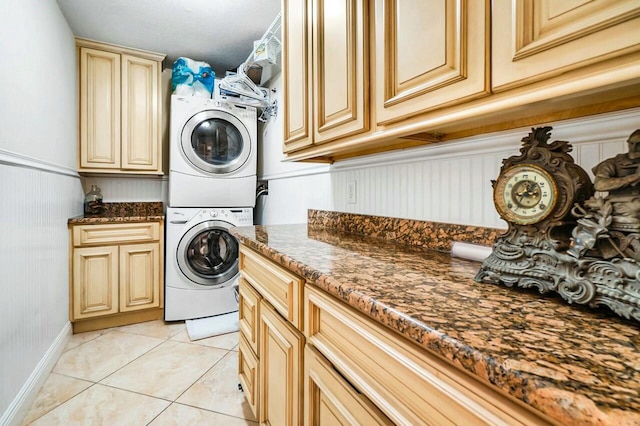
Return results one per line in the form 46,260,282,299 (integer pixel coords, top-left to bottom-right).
68,202,164,224
308,209,504,250
231,222,640,426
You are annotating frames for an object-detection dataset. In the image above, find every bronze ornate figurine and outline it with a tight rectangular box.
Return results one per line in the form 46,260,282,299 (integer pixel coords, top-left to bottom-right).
477,128,640,322
592,129,640,232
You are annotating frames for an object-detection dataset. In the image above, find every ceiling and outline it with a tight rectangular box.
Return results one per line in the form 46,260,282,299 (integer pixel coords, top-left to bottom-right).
56,0,282,76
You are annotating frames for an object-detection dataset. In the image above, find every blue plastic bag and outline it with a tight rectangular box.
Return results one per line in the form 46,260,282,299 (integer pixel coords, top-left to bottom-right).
171,57,215,98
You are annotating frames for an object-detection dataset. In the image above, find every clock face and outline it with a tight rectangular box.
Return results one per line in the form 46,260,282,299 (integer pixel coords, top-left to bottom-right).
494,164,558,225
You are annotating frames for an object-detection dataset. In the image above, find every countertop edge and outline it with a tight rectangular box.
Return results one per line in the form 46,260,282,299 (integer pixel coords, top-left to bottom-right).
232,229,636,426
68,215,165,225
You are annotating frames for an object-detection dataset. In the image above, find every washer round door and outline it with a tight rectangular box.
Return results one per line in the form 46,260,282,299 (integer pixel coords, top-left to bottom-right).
177,220,239,287
181,109,251,175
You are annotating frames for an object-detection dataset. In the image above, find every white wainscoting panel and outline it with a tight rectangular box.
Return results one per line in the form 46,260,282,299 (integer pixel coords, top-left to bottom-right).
0,163,83,424
257,108,639,227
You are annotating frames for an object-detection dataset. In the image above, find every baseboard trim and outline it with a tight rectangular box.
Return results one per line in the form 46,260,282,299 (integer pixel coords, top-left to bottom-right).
71,308,164,334
0,322,72,426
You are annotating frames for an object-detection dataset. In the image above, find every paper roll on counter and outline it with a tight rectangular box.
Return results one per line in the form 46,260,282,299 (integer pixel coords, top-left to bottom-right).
451,241,493,262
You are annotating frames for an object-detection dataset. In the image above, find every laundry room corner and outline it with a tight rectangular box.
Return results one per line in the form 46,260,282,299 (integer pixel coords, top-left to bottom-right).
254,71,333,226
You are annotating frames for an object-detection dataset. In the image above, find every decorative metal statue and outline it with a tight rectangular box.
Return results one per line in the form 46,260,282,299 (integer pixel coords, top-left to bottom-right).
476,127,640,322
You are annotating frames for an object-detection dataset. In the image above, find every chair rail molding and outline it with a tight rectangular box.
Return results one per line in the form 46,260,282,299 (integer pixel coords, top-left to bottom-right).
0,149,79,178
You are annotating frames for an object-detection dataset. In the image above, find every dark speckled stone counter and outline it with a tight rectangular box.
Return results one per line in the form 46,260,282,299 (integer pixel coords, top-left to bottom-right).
231,219,640,426
67,202,164,224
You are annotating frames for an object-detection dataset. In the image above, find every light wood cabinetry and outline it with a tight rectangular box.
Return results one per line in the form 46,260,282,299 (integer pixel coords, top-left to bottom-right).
492,0,640,91
282,0,312,152
77,38,165,174
282,1,640,162
239,244,305,329
72,246,119,319
69,222,164,333
374,0,490,125
238,333,260,418
259,300,304,425
304,344,393,425
237,246,306,423
304,284,554,425
238,243,556,424
283,0,369,153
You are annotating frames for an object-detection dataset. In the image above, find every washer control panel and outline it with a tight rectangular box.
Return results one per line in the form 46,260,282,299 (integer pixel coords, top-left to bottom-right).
198,208,253,226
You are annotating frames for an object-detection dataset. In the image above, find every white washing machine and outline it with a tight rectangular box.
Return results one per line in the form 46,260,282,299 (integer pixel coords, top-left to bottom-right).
165,206,253,321
169,95,257,208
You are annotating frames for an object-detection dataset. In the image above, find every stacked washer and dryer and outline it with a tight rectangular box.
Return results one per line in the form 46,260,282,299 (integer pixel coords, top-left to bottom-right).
165,96,257,321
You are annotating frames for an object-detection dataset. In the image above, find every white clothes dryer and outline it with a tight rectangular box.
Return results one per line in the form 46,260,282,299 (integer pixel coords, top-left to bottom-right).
165,206,253,321
169,95,257,208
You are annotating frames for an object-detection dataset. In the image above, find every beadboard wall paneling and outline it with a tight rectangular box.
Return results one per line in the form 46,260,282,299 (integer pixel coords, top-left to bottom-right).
257,108,640,228
0,164,83,423
82,175,169,206
0,2,79,422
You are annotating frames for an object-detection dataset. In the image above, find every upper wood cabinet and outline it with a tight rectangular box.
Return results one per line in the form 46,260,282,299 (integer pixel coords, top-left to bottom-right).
281,1,640,162
492,0,640,91
283,0,312,152
77,38,165,174
283,0,369,153
374,0,490,125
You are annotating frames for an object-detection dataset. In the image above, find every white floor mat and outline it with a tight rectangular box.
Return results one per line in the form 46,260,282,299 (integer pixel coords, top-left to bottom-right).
185,311,239,341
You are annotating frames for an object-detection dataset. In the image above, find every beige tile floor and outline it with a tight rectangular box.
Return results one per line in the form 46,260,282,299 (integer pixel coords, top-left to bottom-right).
21,320,257,425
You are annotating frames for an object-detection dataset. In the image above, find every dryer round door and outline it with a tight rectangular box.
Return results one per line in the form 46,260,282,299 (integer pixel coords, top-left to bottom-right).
177,220,239,287
181,109,251,175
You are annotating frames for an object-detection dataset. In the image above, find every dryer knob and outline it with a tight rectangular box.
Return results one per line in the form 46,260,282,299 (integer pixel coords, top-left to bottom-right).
210,211,218,218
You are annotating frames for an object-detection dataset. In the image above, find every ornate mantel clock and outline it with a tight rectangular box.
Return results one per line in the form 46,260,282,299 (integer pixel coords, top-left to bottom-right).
478,127,593,273
475,127,640,323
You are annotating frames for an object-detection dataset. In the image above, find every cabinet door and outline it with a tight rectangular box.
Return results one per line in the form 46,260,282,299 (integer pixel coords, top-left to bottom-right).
238,334,260,420
119,243,161,312
375,0,490,125
79,47,121,170
312,0,369,144
283,0,314,152
239,246,305,330
492,0,640,91
121,54,161,171
305,345,393,425
72,246,119,319
259,301,304,425
238,277,261,355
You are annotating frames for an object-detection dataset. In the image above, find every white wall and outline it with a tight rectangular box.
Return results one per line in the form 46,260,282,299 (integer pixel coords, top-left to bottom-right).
0,1,82,424
256,72,331,224
257,86,639,228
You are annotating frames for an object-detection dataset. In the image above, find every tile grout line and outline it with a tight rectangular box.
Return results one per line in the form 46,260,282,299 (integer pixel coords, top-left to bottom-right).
22,382,100,425
28,324,178,424
171,348,233,402
25,322,252,425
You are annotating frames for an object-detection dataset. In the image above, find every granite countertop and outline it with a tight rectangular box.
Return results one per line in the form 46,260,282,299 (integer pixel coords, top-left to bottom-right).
231,222,640,426
68,202,164,225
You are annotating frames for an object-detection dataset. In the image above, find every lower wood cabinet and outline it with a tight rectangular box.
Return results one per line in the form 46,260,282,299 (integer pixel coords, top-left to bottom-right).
238,246,306,424
69,221,164,333
259,301,304,425
304,284,554,426
304,344,393,425
238,243,553,425
238,334,259,419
